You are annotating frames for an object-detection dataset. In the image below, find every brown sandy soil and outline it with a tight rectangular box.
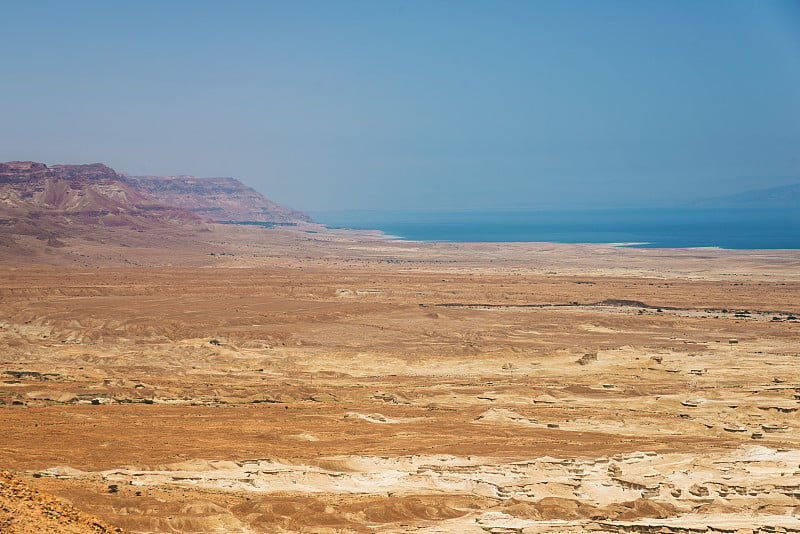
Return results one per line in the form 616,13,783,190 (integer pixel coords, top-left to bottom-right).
3,219,800,279
0,470,122,533
1,232,800,532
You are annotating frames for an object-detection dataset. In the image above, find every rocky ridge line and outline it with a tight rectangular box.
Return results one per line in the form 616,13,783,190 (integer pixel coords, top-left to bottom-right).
125,174,311,224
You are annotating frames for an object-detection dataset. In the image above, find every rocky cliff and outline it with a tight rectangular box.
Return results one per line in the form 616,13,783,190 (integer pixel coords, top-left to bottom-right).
125,175,311,224
0,161,204,248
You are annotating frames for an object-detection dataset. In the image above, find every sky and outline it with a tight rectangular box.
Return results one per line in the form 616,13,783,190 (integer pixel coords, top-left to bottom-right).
1,0,799,212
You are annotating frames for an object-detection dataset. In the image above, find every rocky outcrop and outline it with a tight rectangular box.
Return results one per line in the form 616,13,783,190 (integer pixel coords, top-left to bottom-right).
0,470,123,533
0,161,204,245
37,446,800,531
125,174,311,224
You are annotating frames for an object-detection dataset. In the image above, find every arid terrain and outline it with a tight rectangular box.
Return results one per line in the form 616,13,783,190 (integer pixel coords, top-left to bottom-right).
1,223,799,533
123,175,311,224
2,159,799,533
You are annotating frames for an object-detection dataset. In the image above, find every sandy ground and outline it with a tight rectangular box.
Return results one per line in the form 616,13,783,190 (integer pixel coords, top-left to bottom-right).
0,470,122,534
1,229,799,533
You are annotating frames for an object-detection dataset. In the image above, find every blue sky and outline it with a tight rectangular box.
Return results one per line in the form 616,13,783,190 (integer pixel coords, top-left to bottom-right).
1,1,798,211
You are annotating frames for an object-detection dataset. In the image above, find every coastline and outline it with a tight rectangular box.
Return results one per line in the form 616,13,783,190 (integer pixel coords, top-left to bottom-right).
312,206,800,250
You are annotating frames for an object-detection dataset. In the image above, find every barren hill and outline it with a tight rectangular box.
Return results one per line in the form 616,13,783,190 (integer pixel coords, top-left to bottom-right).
0,161,203,230
126,174,311,224
0,471,123,534
0,161,207,260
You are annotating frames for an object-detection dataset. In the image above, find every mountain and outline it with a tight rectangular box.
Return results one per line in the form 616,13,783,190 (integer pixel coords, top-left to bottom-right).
0,161,321,266
125,175,311,224
0,161,205,250
695,183,800,208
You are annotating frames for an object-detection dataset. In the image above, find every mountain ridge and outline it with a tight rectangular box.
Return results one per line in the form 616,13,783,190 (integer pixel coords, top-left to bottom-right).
0,161,204,235
694,182,800,208
0,160,318,265
125,174,311,224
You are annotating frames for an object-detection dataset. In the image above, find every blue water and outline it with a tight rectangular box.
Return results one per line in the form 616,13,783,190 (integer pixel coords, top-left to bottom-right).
311,208,800,249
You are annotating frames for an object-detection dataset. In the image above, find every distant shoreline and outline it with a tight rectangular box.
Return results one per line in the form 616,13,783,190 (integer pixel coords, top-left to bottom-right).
311,207,800,250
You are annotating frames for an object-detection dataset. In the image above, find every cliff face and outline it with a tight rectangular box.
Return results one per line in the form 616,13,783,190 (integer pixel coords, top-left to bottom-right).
126,175,311,224
0,161,204,246
0,161,312,263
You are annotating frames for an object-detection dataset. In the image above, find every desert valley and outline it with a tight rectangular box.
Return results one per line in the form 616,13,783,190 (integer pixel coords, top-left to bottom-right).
1,161,799,534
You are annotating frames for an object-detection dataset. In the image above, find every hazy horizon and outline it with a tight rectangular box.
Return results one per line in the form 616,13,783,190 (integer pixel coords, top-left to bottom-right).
2,1,798,212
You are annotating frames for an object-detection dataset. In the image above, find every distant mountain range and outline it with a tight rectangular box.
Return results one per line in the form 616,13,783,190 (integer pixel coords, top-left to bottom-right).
695,183,800,208
0,160,311,256
125,174,311,224
0,161,201,247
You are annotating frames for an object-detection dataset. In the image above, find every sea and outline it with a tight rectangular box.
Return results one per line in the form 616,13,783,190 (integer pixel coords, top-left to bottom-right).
310,208,800,249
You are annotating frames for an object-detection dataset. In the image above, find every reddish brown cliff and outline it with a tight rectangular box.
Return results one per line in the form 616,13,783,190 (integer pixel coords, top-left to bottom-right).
0,161,204,248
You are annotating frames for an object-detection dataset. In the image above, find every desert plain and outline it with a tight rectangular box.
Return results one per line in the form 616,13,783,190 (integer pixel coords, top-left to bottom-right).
1,226,800,533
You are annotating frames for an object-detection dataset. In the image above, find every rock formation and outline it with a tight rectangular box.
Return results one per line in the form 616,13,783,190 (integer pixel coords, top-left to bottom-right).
125,174,311,224
0,471,122,534
0,161,204,248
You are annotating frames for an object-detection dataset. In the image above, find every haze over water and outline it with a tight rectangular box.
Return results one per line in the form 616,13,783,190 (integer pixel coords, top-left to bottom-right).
2,2,799,213
313,208,800,249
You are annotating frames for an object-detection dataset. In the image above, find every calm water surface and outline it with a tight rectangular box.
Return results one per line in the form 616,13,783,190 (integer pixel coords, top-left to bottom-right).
311,208,800,249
